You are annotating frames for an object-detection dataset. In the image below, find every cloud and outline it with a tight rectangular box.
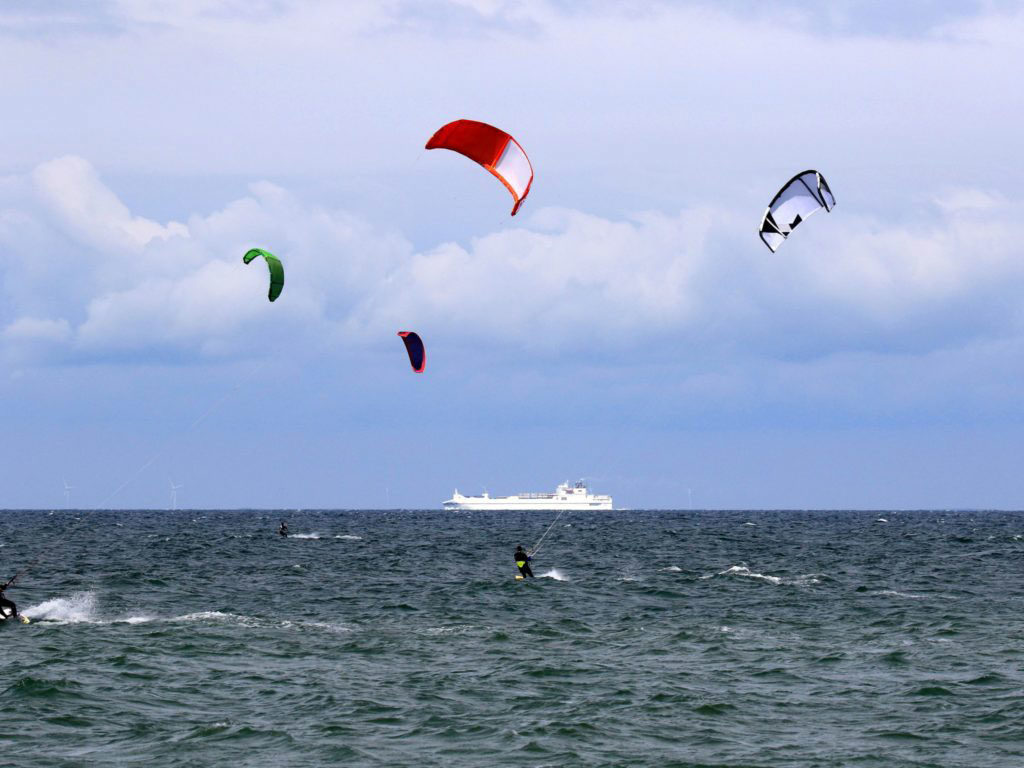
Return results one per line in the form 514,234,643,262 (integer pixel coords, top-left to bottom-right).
2,316,72,344
4,155,1024,377
3,0,1022,208
1,157,412,362
34,156,188,252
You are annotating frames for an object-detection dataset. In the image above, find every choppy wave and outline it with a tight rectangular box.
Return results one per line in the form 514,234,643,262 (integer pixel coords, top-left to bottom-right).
872,589,928,599
171,610,258,625
5,508,1023,768
538,568,567,581
707,565,820,587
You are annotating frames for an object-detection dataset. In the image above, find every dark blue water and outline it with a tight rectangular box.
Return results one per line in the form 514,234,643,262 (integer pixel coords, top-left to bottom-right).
2,509,1023,767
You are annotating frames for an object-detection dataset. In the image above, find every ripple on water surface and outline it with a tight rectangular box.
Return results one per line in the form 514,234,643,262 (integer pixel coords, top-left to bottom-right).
3,508,1024,767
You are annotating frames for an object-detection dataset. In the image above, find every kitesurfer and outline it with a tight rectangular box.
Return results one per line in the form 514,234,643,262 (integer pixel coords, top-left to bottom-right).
0,582,18,620
514,545,534,578
278,521,289,537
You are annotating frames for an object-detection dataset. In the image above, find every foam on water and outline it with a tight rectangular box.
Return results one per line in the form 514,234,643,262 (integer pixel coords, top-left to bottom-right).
24,591,99,623
718,565,783,584
121,615,156,624
417,624,475,635
279,619,352,633
538,568,567,581
660,565,683,572
873,589,927,599
334,534,362,540
172,611,261,627
23,595,238,627
709,565,820,587
290,532,321,539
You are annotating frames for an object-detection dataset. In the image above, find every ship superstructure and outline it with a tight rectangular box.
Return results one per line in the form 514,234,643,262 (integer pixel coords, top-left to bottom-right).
443,480,612,511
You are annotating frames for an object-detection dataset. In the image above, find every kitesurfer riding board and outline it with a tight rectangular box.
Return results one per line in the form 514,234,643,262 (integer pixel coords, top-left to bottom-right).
514,545,534,579
0,581,22,622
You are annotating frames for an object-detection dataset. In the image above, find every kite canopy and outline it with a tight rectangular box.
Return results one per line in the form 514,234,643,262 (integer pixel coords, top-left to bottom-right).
397,331,425,373
426,119,533,216
758,171,835,252
242,248,284,302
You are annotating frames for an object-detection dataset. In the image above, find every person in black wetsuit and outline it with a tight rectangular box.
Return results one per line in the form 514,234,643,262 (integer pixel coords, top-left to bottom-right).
0,583,17,620
514,545,534,578
278,521,289,537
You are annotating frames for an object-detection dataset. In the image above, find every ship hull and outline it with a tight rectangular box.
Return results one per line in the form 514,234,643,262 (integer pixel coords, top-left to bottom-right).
443,499,613,511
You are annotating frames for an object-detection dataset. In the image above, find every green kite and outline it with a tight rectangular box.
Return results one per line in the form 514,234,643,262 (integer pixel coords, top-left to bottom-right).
242,248,284,302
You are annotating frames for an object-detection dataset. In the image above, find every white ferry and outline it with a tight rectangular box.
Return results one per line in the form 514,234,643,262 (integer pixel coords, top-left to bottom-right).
442,480,613,511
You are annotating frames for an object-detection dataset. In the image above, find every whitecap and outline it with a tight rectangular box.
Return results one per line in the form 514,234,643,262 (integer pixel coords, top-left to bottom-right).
280,619,351,634
717,565,782,585
724,566,820,587
334,534,362,540
418,624,475,635
538,569,567,581
793,574,823,586
291,532,321,539
659,566,682,572
172,611,260,626
873,589,927,599
876,518,889,523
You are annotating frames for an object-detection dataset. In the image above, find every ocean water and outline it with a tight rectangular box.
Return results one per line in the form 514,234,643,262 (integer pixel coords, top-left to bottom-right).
2,509,1023,767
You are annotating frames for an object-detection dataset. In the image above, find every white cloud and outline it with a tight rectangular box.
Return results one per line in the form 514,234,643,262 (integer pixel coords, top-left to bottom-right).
2,316,72,344
3,156,1024,372
33,156,188,253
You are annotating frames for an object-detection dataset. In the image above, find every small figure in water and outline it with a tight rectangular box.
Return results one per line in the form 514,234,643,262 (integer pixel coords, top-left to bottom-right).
0,582,18,620
278,521,289,537
514,545,534,578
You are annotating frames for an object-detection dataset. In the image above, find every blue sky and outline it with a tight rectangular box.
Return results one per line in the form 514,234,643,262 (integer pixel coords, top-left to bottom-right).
3,0,1024,509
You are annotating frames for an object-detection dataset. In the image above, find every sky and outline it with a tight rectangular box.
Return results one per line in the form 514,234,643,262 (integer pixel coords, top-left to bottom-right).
3,0,1024,509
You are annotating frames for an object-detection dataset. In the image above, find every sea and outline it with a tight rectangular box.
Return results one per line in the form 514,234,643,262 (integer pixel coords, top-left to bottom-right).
1,508,1022,767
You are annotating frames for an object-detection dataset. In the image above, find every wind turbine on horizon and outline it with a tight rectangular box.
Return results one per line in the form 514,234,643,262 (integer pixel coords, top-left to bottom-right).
169,480,183,511
63,478,73,509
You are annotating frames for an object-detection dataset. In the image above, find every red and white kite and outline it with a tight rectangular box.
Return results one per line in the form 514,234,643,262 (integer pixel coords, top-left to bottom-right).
425,119,534,216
